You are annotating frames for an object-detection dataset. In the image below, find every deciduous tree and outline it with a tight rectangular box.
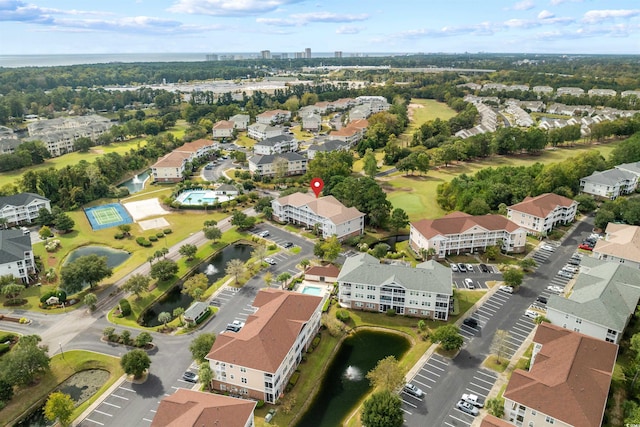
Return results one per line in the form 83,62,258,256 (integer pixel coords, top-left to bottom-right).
360,390,404,427
366,356,405,391
120,349,151,379
150,259,179,281
60,254,113,293
190,333,216,362
490,329,512,364
431,325,464,351
0,335,50,387
225,259,246,284
182,273,208,301
44,391,75,427
121,274,150,298
179,243,198,260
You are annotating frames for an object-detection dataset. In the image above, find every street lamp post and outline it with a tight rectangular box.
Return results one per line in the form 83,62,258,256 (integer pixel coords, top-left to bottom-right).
59,342,64,359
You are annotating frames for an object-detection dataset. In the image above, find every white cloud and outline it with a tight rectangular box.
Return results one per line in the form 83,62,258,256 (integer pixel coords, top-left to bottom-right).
255,17,296,26
550,0,582,5
167,0,305,16
289,12,368,23
336,25,363,35
583,9,640,24
538,10,554,19
510,0,535,11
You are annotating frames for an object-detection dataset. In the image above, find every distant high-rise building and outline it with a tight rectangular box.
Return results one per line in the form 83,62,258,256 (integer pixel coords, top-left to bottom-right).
280,53,288,59
261,50,271,59
206,54,218,61
295,52,304,59
305,48,311,58
334,51,343,58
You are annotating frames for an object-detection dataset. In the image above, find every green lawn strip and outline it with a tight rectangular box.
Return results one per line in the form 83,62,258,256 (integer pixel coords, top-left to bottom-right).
234,132,256,149
108,230,247,330
383,141,619,222
2,350,123,425
290,125,315,142
269,291,481,426
0,121,188,189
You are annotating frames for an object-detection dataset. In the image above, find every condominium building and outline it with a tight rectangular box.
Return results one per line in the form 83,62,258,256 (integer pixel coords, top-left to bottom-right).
0,229,37,284
337,253,452,320
507,193,578,235
0,193,51,226
410,212,527,259
271,192,365,240
206,289,323,404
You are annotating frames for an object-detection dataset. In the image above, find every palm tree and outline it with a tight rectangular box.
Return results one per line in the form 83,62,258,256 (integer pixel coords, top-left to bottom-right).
158,312,171,329
277,272,292,290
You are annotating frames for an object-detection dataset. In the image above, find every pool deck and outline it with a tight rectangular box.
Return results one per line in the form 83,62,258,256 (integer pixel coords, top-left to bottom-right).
296,281,332,298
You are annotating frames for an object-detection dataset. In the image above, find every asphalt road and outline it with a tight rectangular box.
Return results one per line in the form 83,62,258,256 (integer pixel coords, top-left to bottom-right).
402,216,595,427
74,222,315,427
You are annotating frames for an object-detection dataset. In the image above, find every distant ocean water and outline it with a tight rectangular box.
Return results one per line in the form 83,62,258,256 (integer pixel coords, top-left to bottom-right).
0,52,401,68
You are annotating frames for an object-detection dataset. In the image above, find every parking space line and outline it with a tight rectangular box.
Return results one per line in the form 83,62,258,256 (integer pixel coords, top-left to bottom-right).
510,328,529,338
444,422,456,427
413,378,431,389
482,301,503,310
401,398,418,408
94,410,112,417
85,418,105,425
473,312,491,320
401,408,412,415
467,387,488,397
119,386,135,392
421,375,437,383
102,402,121,409
110,394,128,400
476,370,497,380
470,381,492,392
450,413,473,425
426,363,445,372
171,386,180,390
472,375,495,386
430,357,449,367
479,305,497,314
142,418,153,422
150,409,156,413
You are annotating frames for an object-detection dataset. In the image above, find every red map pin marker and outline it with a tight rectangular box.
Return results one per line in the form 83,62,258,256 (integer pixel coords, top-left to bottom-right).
310,178,324,198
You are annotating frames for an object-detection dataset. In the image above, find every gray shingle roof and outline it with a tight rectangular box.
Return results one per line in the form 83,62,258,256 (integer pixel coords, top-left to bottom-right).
0,229,32,264
548,259,640,330
0,192,49,209
581,169,636,186
337,253,452,295
255,135,294,147
616,161,640,176
250,152,306,165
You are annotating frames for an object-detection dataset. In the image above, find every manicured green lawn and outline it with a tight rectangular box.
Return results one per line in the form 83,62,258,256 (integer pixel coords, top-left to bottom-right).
408,98,457,125
0,121,188,188
1,350,123,426
383,141,621,221
234,132,256,149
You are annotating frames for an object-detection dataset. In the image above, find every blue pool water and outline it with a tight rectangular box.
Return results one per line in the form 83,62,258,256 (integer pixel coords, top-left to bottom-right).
301,286,322,296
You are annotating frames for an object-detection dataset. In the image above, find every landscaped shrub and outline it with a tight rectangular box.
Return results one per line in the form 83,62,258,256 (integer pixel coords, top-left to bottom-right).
156,232,165,238
148,235,158,242
322,298,331,312
18,317,28,324
256,400,265,409
44,239,61,252
56,290,67,303
119,299,132,316
114,233,124,240
40,291,57,304
0,333,16,343
386,309,396,317
311,336,321,349
163,229,172,234
0,343,10,356
336,309,350,322
288,371,300,388
136,237,152,247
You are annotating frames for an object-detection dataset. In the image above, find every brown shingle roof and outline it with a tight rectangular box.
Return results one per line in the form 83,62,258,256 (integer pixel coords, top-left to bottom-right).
275,192,365,224
480,415,513,427
593,223,640,263
151,389,255,427
206,289,322,372
213,120,234,129
177,139,214,152
411,211,523,239
305,264,340,278
504,323,617,427
329,127,359,137
152,151,191,168
348,119,369,129
508,193,576,218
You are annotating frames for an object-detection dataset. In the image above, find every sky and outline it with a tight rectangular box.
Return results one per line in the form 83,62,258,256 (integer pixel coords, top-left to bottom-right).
0,0,639,56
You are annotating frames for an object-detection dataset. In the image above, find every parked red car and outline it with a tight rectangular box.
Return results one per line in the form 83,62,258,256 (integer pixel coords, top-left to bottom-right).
578,243,594,251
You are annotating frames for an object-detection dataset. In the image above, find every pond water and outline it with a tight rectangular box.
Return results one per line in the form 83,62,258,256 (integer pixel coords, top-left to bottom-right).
15,369,110,427
65,245,130,269
118,170,151,194
140,243,252,327
294,329,410,427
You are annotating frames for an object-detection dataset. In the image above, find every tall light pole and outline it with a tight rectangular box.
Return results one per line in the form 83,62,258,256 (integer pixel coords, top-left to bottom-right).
59,342,64,359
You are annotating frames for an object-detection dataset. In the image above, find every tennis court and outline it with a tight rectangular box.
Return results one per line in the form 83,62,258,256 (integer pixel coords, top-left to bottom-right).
85,203,133,231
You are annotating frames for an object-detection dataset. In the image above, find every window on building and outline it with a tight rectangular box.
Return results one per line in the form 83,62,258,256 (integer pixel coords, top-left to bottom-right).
241,378,247,384
545,416,555,424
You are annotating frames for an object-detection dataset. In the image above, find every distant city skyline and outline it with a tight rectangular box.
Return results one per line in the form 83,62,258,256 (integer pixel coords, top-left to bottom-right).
0,0,638,55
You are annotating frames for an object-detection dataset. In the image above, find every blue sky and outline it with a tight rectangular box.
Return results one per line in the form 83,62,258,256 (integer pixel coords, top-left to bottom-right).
0,0,638,55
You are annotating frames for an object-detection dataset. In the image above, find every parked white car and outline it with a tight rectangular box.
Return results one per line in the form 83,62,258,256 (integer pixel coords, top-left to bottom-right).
499,285,514,294
461,393,485,408
547,285,564,293
525,309,541,319
540,244,555,251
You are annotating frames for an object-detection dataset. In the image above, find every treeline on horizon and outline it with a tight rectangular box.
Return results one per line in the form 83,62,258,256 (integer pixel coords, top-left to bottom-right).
1,53,640,93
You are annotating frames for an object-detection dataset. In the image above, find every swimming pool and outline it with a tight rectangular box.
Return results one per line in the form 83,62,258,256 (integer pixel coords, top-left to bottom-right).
300,286,323,296
176,190,235,206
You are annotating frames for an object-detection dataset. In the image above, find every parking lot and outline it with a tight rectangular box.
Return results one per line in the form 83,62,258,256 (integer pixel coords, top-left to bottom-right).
451,262,501,290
